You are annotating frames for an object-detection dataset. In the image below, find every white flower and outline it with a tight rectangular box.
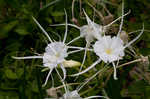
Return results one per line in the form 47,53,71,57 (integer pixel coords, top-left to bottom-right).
79,9,103,43
93,36,124,80
43,42,68,68
12,10,89,87
93,36,124,63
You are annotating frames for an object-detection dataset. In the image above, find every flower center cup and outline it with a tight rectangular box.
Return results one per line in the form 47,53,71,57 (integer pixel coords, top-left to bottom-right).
93,36,125,63
105,48,113,55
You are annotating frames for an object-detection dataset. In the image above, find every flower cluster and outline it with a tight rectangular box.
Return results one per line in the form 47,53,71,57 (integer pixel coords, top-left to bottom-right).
12,2,144,99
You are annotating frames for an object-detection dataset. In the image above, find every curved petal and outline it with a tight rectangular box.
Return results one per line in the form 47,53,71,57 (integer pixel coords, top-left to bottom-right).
63,9,68,43
85,96,109,99
112,62,118,80
71,59,101,76
124,24,144,48
12,56,43,59
49,23,80,30
32,16,53,43
60,64,67,81
42,68,53,87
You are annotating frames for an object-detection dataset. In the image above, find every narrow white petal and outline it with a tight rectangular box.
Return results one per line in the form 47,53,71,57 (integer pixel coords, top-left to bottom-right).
77,65,104,92
68,46,92,51
55,68,67,93
63,9,68,43
42,68,53,87
60,64,67,81
12,56,43,59
117,1,124,37
51,74,54,88
112,62,118,80
75,43,89,80
124,24,144,48
83,9,92,25
104,10,131,28
67,35,82,45
68,49,84,55
32,16,53,43
85,96,109,99
49,23,80,29
71,59,101,76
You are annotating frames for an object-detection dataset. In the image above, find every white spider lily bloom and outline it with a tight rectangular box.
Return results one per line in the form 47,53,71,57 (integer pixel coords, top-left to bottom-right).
79,9,103,42
93,36,124,80
80,21,103,43
43,42,68,68
12,10,88,87
93,36,124,63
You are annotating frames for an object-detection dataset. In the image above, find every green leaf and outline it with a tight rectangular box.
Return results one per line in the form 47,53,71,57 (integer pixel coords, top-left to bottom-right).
5,69,18,80
0,20,18,38
15,27,29,35
51,11,64,16
128,80,147,94
16,68,24,78
31,80,39,93
139,48,150,56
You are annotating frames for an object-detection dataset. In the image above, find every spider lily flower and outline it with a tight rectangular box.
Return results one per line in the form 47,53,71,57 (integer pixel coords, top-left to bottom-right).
12,10,89,87
71,24,144,80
